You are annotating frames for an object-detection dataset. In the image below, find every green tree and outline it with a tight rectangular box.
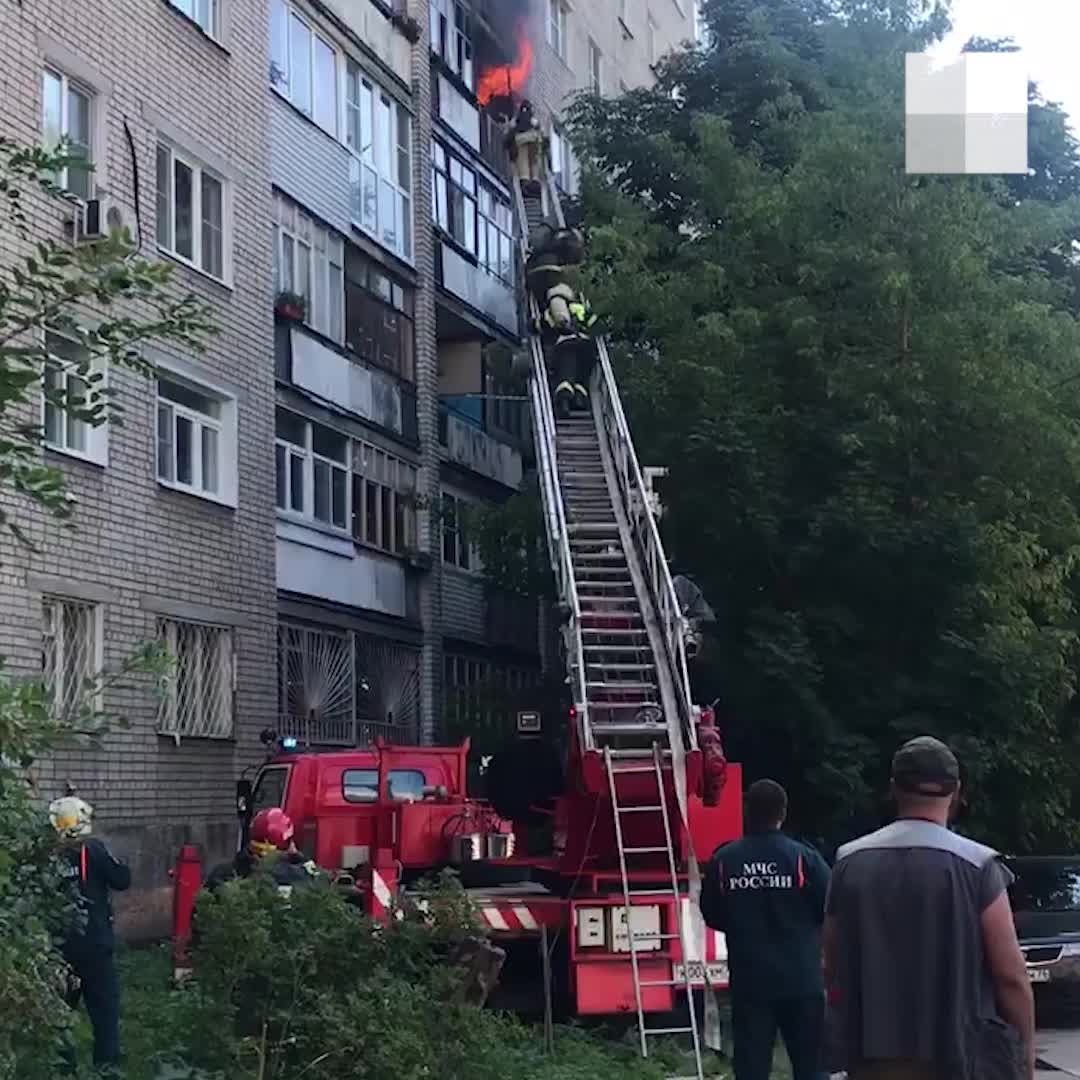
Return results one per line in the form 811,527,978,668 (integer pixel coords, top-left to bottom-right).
0,137,214,1079
569,0,1080,850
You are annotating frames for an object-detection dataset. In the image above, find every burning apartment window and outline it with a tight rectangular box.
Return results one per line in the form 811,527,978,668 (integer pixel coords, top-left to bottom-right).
430,0,474,89
346,63,413,262
344,248,415,381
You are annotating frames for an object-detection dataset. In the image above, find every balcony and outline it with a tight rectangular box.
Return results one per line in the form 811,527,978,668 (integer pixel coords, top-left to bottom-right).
276,321,418,444
438,399,523,489
435,242,518,337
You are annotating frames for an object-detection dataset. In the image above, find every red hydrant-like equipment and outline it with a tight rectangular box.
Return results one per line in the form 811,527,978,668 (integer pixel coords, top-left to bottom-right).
169,843,202,980
697,705,729,807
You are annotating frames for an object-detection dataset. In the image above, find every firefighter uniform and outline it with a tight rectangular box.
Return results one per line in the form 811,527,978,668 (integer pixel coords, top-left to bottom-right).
50,796,131,1073
701,830,830,1080
548,295,598,414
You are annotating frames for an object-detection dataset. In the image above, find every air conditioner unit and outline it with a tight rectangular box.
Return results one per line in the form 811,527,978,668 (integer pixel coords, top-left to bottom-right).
73,196,132,243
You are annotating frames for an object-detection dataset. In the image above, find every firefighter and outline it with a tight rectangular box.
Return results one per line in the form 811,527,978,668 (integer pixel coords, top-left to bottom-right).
547,293,598,415
504,99,547,195
204,808,318,892
50,793,131,1074
525,225,585,317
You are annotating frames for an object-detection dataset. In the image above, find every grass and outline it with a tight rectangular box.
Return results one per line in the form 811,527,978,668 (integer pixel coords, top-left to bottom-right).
68,946,792,1079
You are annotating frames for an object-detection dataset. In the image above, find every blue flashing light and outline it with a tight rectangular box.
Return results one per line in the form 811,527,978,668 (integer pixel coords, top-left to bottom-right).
281,736,298,751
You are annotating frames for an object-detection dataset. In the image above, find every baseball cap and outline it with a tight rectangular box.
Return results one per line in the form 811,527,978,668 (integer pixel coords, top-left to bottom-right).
891,736,960,795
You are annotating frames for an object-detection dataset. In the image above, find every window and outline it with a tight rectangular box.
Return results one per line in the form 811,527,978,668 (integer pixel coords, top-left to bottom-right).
588,40,602,94
648,15,658,63
346,64,413,261
352,441,417,555
42,596,100,721
546,0,567,59
275,409,349,531
156,142,228,281
157,618,235,739
345,250,415,380
157,373,237,505
43,332,104,463
429,0,473,89
441,491,479,570
42,69,93,200
269,0,339,135
444,654,541,734
550,127,575,194
273,193,344,342
432,142,513,285
343,768,427,803
251,766,291,814
168,0,220,37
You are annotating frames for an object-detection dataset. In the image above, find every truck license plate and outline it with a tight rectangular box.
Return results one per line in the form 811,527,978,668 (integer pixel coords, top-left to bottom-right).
672,961,728,985
1029,967,1052,983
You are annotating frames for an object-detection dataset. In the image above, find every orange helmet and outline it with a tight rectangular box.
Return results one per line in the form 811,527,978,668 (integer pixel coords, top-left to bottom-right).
250,808,294,853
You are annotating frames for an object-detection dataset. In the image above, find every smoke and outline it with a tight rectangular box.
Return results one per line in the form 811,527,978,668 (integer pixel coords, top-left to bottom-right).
475,0,535,53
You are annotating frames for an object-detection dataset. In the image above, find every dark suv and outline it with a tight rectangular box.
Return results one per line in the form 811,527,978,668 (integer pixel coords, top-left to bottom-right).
1006,857,1080,996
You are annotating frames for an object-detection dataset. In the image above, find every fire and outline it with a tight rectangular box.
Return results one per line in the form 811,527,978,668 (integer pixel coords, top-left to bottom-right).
477,29,534,107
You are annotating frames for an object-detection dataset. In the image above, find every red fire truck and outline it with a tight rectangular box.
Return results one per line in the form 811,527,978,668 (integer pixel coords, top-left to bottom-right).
171,708,740,1021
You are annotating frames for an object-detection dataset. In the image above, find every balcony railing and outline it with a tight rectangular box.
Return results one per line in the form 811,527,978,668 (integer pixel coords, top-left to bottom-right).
277,712,420,748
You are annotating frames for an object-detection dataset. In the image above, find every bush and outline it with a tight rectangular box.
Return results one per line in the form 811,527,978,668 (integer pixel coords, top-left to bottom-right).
133,869,678,1080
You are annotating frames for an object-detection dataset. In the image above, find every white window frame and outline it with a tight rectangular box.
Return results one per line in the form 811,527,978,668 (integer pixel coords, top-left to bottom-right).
346,63,413,263
42,595,104,722
41,67,95,200
155,140,231,284
441,490,481,572
275,410,350,533
588,40,602,94
550,126,576,195
270,0,339,137
273,192,344,343
41,330,108,466
157,617,236,740
648,15,659,64
352,441,417,557
546,0,567,60
168,0,221,39
429,0,474,89
155,367,239,508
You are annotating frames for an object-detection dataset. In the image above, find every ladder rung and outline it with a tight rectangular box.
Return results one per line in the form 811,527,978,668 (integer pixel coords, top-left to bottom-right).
617,805,664,814
623,846,668,854
645,1026,696,1036
632,932,681,941
640,977,685,988
628,888,677,896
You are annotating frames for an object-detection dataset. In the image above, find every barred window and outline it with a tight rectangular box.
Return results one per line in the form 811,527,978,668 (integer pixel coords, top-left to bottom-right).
42,596,100,721
157,618,235,739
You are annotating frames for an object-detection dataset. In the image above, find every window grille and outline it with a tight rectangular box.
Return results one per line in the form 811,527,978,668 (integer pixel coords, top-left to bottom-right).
157,619,235,738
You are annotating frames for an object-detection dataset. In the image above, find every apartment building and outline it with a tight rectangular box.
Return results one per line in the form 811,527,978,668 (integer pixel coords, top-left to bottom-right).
0,0,689,931
268,0,691,755
0,0,276,930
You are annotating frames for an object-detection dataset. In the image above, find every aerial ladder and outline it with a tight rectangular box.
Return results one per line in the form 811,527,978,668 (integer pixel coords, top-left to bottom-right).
511,169,713,1077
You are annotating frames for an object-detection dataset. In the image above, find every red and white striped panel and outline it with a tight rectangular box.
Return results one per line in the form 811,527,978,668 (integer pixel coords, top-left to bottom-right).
478,903,542,933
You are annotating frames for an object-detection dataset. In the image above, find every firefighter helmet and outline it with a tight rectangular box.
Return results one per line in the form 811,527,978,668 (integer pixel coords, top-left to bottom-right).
250,808,295,853
49,795,93,839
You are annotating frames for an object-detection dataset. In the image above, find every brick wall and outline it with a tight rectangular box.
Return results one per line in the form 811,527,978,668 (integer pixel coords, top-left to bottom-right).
0,0,276,935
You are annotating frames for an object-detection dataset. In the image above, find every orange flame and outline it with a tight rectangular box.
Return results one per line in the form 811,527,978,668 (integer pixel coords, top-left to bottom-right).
477,30,534,106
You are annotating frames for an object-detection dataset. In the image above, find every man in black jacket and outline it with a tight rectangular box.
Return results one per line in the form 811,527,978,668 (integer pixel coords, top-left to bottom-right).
701,779,830,1080
50,794,131,1072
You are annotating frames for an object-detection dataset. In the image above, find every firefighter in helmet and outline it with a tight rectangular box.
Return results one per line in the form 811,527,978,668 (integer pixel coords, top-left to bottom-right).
504,99,547,195
204,808,318,892
50,792,131,1074
547,293,599,416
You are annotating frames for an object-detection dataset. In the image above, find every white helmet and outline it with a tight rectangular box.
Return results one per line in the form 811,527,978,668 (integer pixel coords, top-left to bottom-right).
49,795,93,839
